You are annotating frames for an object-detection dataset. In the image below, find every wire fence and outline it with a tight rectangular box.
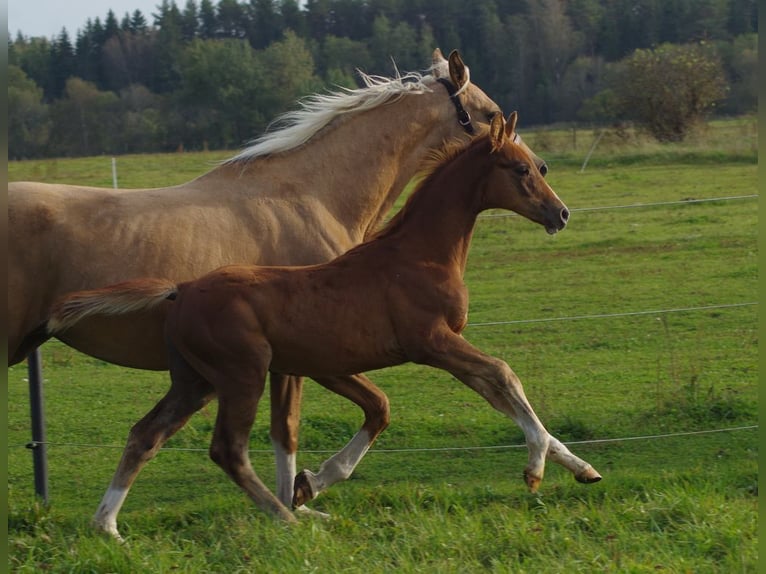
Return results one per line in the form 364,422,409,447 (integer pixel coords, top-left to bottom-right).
8,193,758,457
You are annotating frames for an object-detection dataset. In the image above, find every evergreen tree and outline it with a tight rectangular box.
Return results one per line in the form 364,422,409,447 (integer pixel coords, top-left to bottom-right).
181,0,200,40
152,0,185,92
104,9,121,40
130,10,149,34
279,0,307,37
49,29,76,99
199,0,218,38
217,0,248,38
74,21,102,85
248,0,282,49
120,13,133,32
305,0,332,40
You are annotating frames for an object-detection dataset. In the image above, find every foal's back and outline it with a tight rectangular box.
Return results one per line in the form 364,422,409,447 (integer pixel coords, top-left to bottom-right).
169,255,417,379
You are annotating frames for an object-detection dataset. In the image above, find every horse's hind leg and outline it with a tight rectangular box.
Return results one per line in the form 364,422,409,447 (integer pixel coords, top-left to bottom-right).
269,373,304,507
293,374,390,508
207,366,297,523
93,347,214,541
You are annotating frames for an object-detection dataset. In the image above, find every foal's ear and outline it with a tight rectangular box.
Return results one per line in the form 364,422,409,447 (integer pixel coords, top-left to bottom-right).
448,50,470,88
505,111,518,139
490,113,507,152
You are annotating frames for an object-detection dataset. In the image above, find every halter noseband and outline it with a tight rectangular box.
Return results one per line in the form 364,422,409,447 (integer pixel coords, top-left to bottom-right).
436,78,475,135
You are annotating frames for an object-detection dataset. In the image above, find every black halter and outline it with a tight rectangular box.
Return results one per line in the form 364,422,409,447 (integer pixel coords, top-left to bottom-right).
436,78,475,135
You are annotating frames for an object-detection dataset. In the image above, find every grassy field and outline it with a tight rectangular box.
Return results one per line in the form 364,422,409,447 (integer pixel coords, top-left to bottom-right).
7,118,758,572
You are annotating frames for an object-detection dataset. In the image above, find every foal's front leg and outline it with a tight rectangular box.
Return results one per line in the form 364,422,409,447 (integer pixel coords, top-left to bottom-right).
418,330,601,491
292,374,390,508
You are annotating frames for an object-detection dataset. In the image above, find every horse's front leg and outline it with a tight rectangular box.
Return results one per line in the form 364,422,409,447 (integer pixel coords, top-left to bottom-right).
292,374,390,508
418,330,601,491
269,372,303,507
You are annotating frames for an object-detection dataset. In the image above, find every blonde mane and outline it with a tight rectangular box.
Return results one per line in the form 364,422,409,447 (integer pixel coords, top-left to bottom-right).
226,66,447,164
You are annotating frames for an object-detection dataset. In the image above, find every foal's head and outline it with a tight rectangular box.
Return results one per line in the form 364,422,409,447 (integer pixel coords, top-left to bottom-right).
484,112,569,234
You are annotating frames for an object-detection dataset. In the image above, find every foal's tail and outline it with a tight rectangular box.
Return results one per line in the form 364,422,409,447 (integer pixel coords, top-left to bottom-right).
48,278,178,334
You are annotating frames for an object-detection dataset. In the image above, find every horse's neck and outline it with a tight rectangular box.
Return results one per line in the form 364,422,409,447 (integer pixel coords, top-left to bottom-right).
204,90,456,245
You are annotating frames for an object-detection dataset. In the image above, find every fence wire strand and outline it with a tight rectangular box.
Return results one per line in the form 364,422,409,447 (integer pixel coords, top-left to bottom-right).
479,194,758,220
13,425,757,455
466,301,757,328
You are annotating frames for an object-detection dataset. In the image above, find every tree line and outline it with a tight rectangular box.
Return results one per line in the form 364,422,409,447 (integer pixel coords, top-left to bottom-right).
8,0,758,158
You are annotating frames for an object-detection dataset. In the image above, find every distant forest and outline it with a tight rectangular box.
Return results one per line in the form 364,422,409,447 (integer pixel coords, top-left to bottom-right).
8,0,758,158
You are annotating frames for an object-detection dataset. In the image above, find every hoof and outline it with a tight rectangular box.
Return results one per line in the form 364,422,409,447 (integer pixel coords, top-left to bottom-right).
293,470,317,509
523,469,542,493
295,505,331,520
92,521,125,544
575,466,602,484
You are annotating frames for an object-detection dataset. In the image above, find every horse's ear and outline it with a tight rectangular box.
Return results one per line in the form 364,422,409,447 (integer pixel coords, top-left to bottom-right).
431,48,448,78
505,111,518,138
490,113,506,152
448,50,470,88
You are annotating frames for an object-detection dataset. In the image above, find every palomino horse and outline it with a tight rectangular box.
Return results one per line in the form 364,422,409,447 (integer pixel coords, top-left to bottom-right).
49,112,601,539
8,50,536,517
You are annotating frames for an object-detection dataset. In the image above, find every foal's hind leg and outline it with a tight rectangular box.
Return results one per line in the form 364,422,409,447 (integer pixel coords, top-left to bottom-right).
418,330,600,492
207,367,297,523
92,348,214,541
269,373,303,507
293,374,390,508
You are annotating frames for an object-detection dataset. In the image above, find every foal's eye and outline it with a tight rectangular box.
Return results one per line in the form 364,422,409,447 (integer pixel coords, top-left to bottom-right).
515,165,530,176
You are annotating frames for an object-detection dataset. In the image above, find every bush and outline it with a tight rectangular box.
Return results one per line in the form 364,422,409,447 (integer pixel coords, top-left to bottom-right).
614,43,728,142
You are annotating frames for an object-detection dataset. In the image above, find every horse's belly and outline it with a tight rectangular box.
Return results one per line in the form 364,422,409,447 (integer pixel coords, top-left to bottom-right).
54,306,171,370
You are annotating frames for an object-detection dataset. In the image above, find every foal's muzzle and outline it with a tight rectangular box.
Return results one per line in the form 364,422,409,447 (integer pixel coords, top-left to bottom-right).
546,207,570,235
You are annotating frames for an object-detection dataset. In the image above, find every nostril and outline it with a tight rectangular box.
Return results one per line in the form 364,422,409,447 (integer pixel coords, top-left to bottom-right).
561,207,570,223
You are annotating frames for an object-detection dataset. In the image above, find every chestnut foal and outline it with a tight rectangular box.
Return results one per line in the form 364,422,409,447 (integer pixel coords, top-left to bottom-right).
49,112,600,539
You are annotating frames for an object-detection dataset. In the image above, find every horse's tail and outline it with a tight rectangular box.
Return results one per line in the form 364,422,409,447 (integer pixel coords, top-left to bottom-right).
48,278,178,334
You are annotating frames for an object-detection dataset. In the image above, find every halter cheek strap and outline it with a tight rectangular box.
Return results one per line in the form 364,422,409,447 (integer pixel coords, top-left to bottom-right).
436,78,475,135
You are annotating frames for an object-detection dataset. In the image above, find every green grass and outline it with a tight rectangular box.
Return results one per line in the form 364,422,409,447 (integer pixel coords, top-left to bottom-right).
7,118,758,572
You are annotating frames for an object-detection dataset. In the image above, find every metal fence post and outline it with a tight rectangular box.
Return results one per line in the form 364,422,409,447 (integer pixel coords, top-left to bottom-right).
26,348,49,504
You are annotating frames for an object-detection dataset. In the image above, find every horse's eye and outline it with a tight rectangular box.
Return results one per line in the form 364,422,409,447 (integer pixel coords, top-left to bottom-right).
539,163,548,177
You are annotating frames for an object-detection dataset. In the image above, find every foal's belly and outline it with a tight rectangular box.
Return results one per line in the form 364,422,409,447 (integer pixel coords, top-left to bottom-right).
266,325,404,378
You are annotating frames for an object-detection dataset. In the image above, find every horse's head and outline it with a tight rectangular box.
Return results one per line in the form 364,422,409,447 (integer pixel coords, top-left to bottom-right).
431,50,548,176
431,49,503,139
484,112,569,235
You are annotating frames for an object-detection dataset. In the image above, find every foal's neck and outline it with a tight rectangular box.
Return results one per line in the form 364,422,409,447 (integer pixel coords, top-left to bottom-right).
376,141,492,274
